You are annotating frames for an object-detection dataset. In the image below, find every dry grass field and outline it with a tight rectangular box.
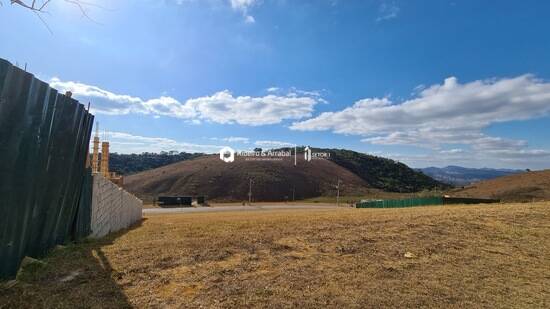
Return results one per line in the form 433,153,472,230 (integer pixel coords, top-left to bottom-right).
1,203,550,308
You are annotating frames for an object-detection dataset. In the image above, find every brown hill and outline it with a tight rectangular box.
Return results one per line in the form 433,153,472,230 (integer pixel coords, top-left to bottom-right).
448,170,550,202
124,154,374,202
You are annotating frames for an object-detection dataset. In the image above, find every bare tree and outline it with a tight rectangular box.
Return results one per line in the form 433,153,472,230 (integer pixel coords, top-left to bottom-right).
2,0,99,33
3,0,93,13
9,0,52,11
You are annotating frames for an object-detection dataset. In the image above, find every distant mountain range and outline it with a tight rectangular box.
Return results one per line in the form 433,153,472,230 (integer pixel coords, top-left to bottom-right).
418,166,523,186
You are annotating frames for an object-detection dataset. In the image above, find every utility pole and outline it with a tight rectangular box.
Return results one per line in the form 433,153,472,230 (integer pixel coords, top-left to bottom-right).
248,178,252,205
294,145,297,166
336,178,342,207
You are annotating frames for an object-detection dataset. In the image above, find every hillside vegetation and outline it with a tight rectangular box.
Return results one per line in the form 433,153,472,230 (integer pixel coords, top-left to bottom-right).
323,148,451,192
274,147,450,193
124,155,373,202
122,148,449,202
109,152,203,175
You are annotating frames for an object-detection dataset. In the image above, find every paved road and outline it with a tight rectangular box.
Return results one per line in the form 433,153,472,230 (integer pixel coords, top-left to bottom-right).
143,204,341,214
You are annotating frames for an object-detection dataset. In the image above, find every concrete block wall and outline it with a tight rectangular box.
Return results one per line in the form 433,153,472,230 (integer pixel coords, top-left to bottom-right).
91,174,142,238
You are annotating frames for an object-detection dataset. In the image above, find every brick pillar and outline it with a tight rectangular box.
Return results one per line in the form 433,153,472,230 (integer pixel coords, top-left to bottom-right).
92,136,100,173
101,141,109,178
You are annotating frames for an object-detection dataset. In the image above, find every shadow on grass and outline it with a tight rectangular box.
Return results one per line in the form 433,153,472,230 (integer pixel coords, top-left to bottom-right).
0,219,147,309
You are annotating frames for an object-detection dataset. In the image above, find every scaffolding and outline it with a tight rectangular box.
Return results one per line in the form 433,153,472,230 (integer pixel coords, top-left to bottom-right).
90,125,124,186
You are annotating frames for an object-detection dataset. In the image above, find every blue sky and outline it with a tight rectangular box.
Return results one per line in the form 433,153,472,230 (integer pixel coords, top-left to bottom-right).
1,0,550,169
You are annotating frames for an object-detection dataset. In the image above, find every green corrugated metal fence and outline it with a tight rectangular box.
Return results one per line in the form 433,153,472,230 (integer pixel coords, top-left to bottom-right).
72,168,93,241
356,196,500,208
0,58,94,279
356,197,444,208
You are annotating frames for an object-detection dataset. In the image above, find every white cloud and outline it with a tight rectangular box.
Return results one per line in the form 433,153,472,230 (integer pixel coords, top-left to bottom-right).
387,148,550,170
50,78,196,119
173,0,258,22
291,74,550,168
244,15,255,23
361,131,529,153
230,0,256,10
50,78,322,126
440,148,465,154
292,75,550,139
106,131,221,154
211,136,250,143
229,0,257,23
267,87,280,92
376,1,399,22
187,90,319,125
254,140,295,148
